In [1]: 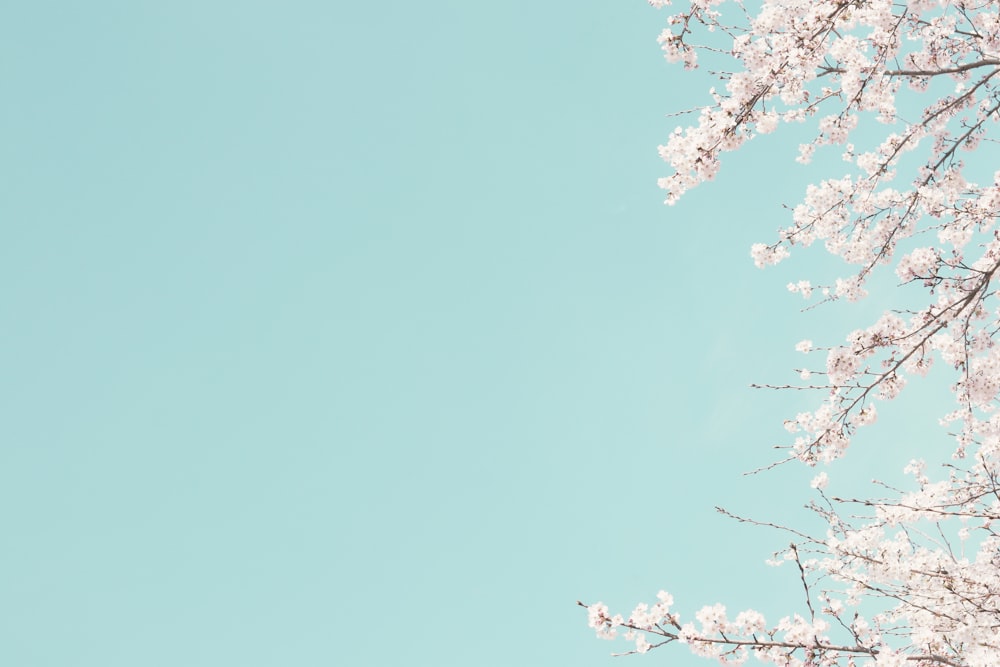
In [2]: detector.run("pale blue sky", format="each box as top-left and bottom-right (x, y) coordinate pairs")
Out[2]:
(0, 3), (952, 666)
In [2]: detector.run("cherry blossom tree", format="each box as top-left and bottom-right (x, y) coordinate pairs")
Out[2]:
(582, 1), (1000, 665)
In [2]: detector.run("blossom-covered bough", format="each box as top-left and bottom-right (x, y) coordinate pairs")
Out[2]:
(583, 1), (1000, 665)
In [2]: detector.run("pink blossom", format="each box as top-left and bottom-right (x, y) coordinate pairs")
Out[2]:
(585, 1), (1000, 664)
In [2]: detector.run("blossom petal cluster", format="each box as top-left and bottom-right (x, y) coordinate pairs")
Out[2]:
(585, 1), (1000, 665)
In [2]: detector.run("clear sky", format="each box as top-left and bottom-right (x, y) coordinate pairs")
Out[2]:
(0, 3), (953, 666)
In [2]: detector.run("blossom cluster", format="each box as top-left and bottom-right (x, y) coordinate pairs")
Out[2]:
(653, 0), (1000, 464)
(585, 1), (1000, 665)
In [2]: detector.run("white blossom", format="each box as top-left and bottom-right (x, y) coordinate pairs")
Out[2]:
(585, 1), (1000, 665)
